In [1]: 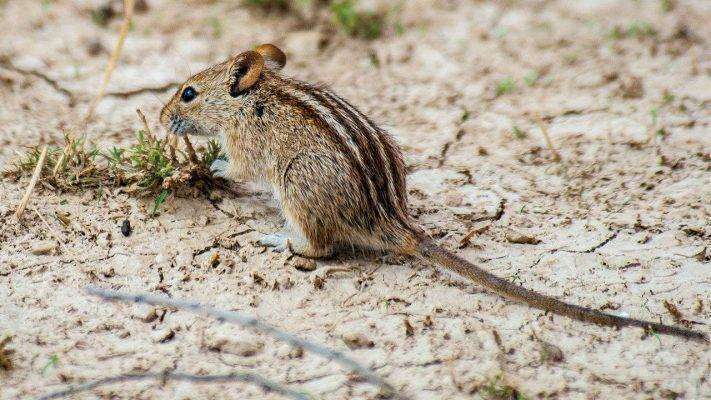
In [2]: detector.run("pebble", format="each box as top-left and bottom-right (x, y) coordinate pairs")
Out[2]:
(151, 328), (175, 343)
(205, 333), (264, 357)
(341, 332), (375, 350)
(505, 230), (541, 245)
(121, 219), (132, 237)
(276, 344), (304, 359)
(31, 241), (56, 255)
(291, 257), (317, 272)
(132, 306), (158, 323)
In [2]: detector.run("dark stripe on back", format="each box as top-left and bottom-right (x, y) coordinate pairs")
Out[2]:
(270, 86), (376, 230)
(355, 106), (408, 211)
(319, 89), (410, 224)
(300, 86), (388, 212)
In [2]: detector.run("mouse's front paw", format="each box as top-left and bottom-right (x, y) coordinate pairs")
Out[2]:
(258, 233), (290, 252)
(209, 159), (231, 179)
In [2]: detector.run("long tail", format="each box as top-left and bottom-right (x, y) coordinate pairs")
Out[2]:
(417, 238), (707, 342)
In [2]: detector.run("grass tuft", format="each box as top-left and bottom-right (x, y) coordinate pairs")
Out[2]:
(331, 0), (386, 40)
(512, 125), (527, 140)
(609, 21), (657, 40)
(242, 0), (290, 12)
(481, 375), (528, 400)
(495, 77), (516, 97)
(4, 132), (225, 203)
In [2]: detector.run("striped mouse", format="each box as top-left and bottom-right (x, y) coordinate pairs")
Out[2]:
(160, 44), (706, 341)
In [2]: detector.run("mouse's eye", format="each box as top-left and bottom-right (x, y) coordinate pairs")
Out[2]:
(181, 86), (197, 103)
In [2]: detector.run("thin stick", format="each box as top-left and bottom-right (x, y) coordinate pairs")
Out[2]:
(15, 146), (48, 220)
(86, 287), (399, 398)
(533, 115), (561, 162)
(83, 0), (136, 126)
(182, 135), (200, 165)
(52, 141), (71, 176)
(136, 108), (155, 143)
(36, 371), (311, 400)
(168, 134), (179, 165)
(32, 206), (63, 247)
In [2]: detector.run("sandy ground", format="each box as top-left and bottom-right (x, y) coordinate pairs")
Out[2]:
(1, 0), (710, 399)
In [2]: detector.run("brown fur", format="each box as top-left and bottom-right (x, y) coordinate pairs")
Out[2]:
(160, 45), (707, 341)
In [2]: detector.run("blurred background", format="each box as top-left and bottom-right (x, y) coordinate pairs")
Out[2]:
(1, 1), (709, 399)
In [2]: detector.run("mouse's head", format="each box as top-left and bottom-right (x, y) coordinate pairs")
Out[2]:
(160, 43), (286, 137)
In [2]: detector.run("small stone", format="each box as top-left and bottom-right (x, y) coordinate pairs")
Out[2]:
(197, 215), (209, 226)
(230, 341), (264, 357)
(151, 328), (175, 343)
(313, 275), (325, 290)
(276, 344), (304, 359)
(292, 257), (317, 272)
(682, 226), (704, 237)
(133, 306), (158, 323)
(209, 252), (220, 268)
(98, 265), (115, 278)
(404, 319), (415, 337)
(121, 219), (132, 237)
(135, 0), (150, 13)
(342, 332), (374, 350)
(620, 75), (644, 98)
(86, 39), (105, 56)
(505, 230), (541, 245)
(31, 241), (56, 255)
(207, 336), (264, 357)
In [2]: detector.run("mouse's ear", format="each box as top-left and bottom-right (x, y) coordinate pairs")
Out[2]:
(228, 50), (265, 97)
(255, 43), (286, 70)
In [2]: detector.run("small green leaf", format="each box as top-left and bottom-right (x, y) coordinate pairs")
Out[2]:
(41, 354), (59, 375)
(152, 190), (169, 216)
(512, 125), (527, 139)
(523, 71), (539, 87)
(495, 77), (516, 96)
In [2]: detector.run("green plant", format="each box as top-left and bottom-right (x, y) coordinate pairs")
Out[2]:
(495, 77), (516, 96)
(523, 71), (539, 87)
(210, 17), (223, 39)
(331, 0), (386, 40)
(152, 189), (169, 216)
(512, 125), (527, 139)
(242, 0), (290, 12)
(609, 21), (657, 40)
(660, 0), (675, 12)
(4, 132), (226, 206)
(481, 375), (528, 400)
(41, 354), (59, 375)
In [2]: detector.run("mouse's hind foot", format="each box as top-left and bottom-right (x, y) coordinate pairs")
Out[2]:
(258, 232), (333, 259)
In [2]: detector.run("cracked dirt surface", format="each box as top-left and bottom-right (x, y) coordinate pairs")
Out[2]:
(1, 1), (710, 399)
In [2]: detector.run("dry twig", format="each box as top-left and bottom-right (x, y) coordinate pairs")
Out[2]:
(183, 135), (201, 165)
(86, 286), (400, 398)
(14, 145), (48, 220)
(136, 108), (154, 143)
(37, 371), (311, 400)
(83, 0), (136, 125)
(533, 114), (561, 162)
